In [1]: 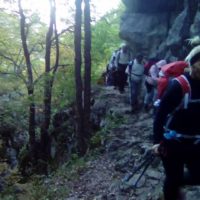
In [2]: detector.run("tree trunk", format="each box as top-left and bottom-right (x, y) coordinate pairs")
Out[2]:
(18, 0), (36, 164)
(74, 0), (87, 155)
(40, 0), (57, 174)
(83, 0), (92, 138)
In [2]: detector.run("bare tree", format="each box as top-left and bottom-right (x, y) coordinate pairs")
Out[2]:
(74, 0), (85, 155)
(40, 0), (60, 174)
(83, 0), (92, 142)
(18, 0), (36, 165)
(74, 0), (91, 155)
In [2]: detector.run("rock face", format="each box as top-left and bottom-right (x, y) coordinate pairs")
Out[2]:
(120, 0), (200, 61)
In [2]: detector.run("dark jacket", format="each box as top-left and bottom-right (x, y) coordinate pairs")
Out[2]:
(153, 73), (200, 144)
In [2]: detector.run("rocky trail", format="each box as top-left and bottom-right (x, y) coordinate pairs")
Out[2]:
(2, 85), (200, 200)
(64, 86), (200, 200)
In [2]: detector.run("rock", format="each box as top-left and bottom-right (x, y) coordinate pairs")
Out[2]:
(120, 0), (200, 60)
(40, 86), (200, 199)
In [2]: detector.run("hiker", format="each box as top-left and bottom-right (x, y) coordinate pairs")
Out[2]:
(115, 45), (132, 93)
(106, 50), (119, 87)
(153, 61), (189, 114)
(108, 49), (118, 71)
(152, 45), (200, 200)
(156, 61), (188, 99)
(148, 60), (167, 95)
(126, 54), (144, 112)
(143, 58), (159, 111)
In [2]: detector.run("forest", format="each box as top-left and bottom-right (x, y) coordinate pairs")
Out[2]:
(2, 0), (200, 199)
(0, 0), (124, 199)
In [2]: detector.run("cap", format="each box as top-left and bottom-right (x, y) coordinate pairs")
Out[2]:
(185, 45), (200, 66)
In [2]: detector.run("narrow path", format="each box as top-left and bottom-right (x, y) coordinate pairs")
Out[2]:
(65, 86), (200, 200)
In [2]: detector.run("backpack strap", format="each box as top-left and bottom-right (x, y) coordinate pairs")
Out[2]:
(164, 75), (191, 130)
(174, 75), (191, 109)
(175, 75), (191, 95)
(116, 51), (121, 66)
(127, 60), (133, 74)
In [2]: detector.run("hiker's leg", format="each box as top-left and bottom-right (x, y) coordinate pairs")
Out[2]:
(113, 70), (118, 88)
(130, 80), (137, 110)
(134, 81), (142, 110)
(124, 71), (128, 86)
(184, 144), (200, 185)
(144, 82), (150, 104)
(161, 141), (184, 200)
(120, 65), (127, 91)
(162, 157), (183, 200)
(144, 82), (153, 111)
(121, 71), (126, 91)
(117, 70), (124, 92)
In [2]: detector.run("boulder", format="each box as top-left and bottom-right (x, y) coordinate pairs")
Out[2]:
(120, 0), (200, 60)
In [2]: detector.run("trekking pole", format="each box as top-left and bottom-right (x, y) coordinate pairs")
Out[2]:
(122, 151), (155, 187)
(133, 154), (155, 188)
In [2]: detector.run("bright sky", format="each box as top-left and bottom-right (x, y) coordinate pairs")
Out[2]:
(27, 0), (121, 18)
(0, 0), (121, 30)
(20, 0), (121, 19)
(91, 0), (121, 16)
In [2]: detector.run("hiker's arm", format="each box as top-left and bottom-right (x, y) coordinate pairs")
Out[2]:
(153, 81), (183, 144)
(115, 51), (120, 68)
(150, 65), (158, 80)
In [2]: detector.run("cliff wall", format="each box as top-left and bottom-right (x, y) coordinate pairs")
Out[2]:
(120, 0), (200, 60)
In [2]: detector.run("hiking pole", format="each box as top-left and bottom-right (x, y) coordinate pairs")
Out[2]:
(122, 151), (155, 187)
(132, 154), (155, 188)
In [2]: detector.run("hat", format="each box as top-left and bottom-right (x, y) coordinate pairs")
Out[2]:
(185, 45), (200, 66)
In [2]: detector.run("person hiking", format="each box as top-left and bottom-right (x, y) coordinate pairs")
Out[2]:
(152, 44), (200, 200)
(153, 61), (189, 109)
(143, 59), (167, 112)
(143, 57), (159, 111)
(106, 49), (119, 87)
(115, 45), (132, 93)
(126, 54), (144, 113)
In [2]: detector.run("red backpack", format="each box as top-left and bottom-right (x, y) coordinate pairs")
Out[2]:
(157, 61), (189, 99)
(174, 75), (191, 109)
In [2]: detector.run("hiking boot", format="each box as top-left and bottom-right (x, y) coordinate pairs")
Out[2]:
(158, 190), (186, 200)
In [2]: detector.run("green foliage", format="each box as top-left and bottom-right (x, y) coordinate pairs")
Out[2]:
(89, 112), (126, 150)
(90, 132), (102, 149)
(18, 145), (29, 163)
(56, 153), (86, 180)
(28, 154), (86, 200)
(29, 177), (69, 200)
(91, 3), (125, 82)
(0, 77), (28, 131)
(52, 66), (76, 110)
(0, 187), (17, 200)
(0, 3), (125, 198)
(101, 112), (126, 134)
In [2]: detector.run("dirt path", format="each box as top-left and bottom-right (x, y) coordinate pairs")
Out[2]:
(64, 86), (163, 200)
(64, 86), (200, 200)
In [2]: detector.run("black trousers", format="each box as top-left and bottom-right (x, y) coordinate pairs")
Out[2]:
(145, 81), (154, 93)
(117, 64), (127, 92)
(161, 139), (200, 200)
